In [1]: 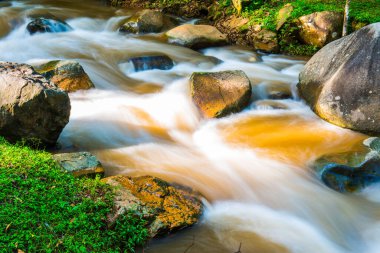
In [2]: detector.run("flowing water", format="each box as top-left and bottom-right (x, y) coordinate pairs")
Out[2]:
(1, 1), (380, 252)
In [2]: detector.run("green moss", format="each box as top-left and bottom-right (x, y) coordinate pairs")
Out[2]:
(0, 137), (148, 252)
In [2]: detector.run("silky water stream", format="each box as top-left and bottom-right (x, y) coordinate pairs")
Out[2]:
(1, 1), (380, 252)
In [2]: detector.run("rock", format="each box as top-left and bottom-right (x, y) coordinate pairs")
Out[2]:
(276, 4), (294, 31)
(32, 60), (94, 93)
(101, 175), (203, 237)
(297, 11), (343, 47)
(190, 70), (252, 118)
(246, 28), (279, 53)
(298, 23), (380, 134)
(26, 18), (72, 35)
(314, 137), (380, 192)
(119, 10), (164, 34)
(0, 62), (70, 146)
(166, 24), (228, 49)
(53, 152), (105, 178)
(215, 15), (250, 46)
(128, 55), (174, 72)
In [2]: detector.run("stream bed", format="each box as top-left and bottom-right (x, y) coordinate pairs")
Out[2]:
(1, 1), (380, 252)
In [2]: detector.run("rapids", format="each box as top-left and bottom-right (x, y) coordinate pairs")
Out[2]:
(1, 1), (379, 252)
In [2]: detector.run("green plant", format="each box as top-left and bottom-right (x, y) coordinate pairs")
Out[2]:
(0, 137), (148, 252)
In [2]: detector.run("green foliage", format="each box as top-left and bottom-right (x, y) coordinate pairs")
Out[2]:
(0, 137), (148, 252)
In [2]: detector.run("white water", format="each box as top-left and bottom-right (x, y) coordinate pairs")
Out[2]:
(1, 1), (379, 252)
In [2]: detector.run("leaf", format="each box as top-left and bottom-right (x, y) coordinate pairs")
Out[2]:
(232, 0), (242, 15)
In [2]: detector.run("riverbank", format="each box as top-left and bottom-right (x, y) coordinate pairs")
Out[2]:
(0, 137), (148, 252)
(109, 0), (380, 55)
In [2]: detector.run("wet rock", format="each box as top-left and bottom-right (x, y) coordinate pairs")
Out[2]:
(297, 11), (343, 47)
(53, 152), (105, 178)
(314, 137), (380, 192)
(190, 70), (252, 118)
(128, 55), (174, 72)
(298, 23), (380, 134)
(119, 10), (164, 34)
(26, 18), (72, 35)
(276, 4), (293, 31)
(102, 175), (203, 237)
(0, 62), (70, 146)
(33, 60), (94, 93)
(166, 24), (228, 49)
(247, 28), (279, 53)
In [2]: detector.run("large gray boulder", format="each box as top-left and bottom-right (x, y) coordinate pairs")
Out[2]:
(298, 23), (380, 134)
(119, 10), (164, 34)
(0, 62), (70, 146)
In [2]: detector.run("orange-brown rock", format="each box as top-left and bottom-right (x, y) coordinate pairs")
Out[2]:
(101, 175), (203, 237)
(33, 60), (94, 92)
(166, 24), (228, 49)
(190, 70), (252, 118)
(297, 11), (343, 47)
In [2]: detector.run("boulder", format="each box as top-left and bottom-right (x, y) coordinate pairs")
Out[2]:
(33, 60), (94, 93)
(298, 23), (380, 134)
(246, 28), (279, 53)
(26, 18), (72, 35)
(101, 175), (203, 237)
(119, 10), (164, 34)
(0, 62), (70, 146)
(127, 55), (174, 72)
(190, 70), (252, 118)
(314, 138), (380, 192)
(297, 11), (343, 47)
(166, 24), (228, 49)
(53, 152), (105, 178)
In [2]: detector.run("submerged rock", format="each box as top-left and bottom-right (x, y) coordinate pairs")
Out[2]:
(314, 137), (380, 192)
(26, 18), (72, 35)
(297, 11), (343, 47)
(166, 24), (228, 49)
(190, 70), (252, 118)
(33, 60), (94, 93)
(53, 152), (105, 178)
(0, 62), (70, 146)
(102, 175), (203, 237)
(298, 23), (380, 134)
(119, 10), (164, 34)
(128, 55), (174, 72)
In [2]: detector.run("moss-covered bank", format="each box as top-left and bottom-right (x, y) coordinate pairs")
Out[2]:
(0, 137), (148, 252)
(110, 0), (380, 55)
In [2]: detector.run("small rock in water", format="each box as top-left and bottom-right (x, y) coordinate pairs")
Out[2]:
(119, 10), (164, 34)
(190, 70), (252, 118)
(314, 137), (380, 192)
(53, 152), (105, 178)
(33, 60), (94, 92)
(128, 55), (174, 72)
(166, 24), (228, 49)
(27, 18), (72, 34)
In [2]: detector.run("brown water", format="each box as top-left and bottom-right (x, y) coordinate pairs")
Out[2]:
(1, 1), (380, 252)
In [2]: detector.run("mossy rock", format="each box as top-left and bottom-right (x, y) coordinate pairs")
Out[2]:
(102, 175), (203, 237)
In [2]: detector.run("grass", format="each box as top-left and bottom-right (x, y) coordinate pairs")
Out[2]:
(0, 137), (148, 252)
(216, 0), (380, 55)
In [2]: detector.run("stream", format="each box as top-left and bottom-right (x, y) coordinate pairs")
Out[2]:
(1, 0), (380, 252)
